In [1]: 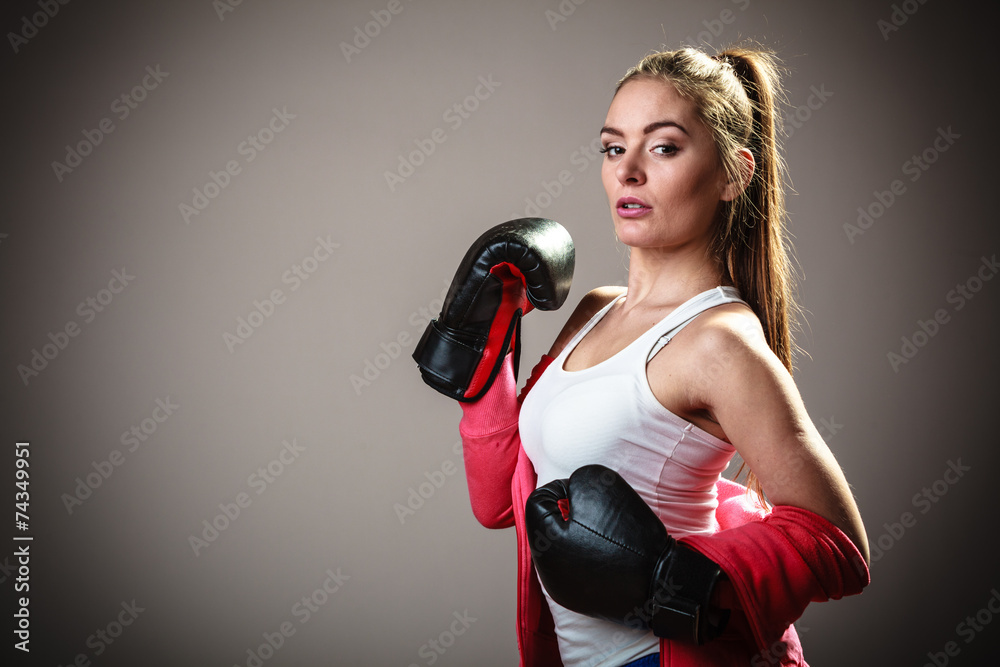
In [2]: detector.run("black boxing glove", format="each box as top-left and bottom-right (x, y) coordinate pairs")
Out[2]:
(412, 218), (574, 402)
(525, 464), (729, 645)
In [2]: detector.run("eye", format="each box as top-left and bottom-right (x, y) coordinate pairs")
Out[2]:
(653, 144), (678, 156)
(599, 145), (624, 157)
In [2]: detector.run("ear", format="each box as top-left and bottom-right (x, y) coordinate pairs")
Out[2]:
(720, 148), (755, 202)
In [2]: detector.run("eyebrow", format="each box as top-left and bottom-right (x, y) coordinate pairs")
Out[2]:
(600, 120), (689, 137)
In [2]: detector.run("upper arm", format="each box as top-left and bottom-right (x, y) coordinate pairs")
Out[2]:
(689, 315), (871, 564)
(547, 286), (626, 358)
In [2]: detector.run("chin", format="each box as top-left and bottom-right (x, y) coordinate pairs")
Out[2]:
(613, 219), (660, 248)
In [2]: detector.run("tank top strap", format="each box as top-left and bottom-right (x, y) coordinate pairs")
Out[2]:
(555, 291), (625, 363)
(645, 286), (747, 363)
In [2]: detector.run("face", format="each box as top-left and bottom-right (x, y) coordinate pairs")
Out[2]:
(600, 77), (734, 252)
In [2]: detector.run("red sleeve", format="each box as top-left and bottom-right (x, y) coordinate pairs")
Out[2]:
(681, 496), (870, 654)
(459, 353), (553, 529)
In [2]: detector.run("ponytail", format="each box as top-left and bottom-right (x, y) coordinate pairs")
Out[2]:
(713, 46), (796, 373)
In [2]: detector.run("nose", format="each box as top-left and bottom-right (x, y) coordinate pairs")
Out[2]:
(616, 150), (645, 185)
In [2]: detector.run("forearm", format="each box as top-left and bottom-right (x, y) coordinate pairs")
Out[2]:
(458, 354), (521, 528)
(680, 503), (870, 651)
(459, 353), (554, 528)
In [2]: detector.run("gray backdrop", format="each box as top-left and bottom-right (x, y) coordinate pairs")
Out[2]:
(3, 0), (998, 665)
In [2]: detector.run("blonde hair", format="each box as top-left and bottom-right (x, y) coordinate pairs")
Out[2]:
(616, 44), (797, 501)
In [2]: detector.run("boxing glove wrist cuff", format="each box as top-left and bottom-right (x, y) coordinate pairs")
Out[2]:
(649, 544), (730, 644)
(414, 319), (488, 393)
(414, 308), (522, 403)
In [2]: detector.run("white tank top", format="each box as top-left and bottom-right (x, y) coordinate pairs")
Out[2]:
(519, 286), (746, 667)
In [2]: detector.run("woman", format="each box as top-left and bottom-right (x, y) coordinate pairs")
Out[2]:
(458, 44), (870, 667)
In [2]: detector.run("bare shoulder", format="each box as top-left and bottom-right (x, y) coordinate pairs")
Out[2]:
(685, 302), (772, 360)
(666, 301), (789, 401)
(546, 286), (627, 358)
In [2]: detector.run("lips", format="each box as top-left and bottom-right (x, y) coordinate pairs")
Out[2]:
(616, 196), (650, 218)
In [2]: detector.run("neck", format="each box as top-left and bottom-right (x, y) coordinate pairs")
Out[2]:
(622, 242), (723, 313)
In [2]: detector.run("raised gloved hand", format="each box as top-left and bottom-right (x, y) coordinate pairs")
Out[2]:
(412, 218), (574, 402)
(525, 464), (729, 644)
